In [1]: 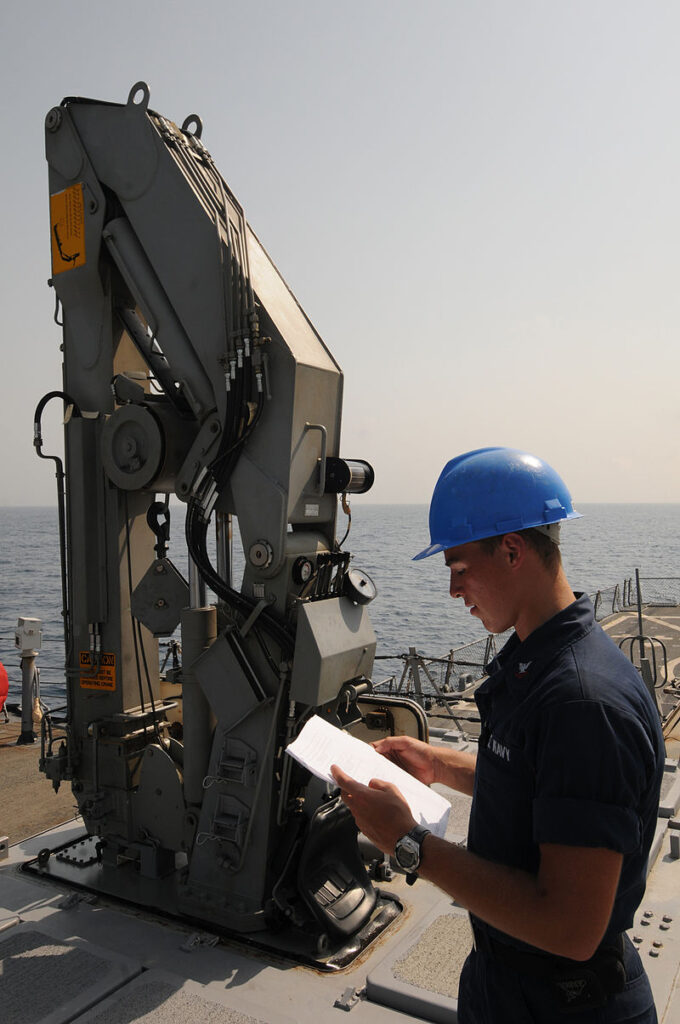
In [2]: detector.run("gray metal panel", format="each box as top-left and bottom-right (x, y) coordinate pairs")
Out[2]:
(132, 745), (185, 850)
(67, 416), (108, 624)
(290, 598), (377, 705)
(193, 631), (263, 730)
(246, 229), (339, 374)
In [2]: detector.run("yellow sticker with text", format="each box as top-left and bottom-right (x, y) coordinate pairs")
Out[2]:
(50, 184), (86, 274)
(79, 651), (116, 691)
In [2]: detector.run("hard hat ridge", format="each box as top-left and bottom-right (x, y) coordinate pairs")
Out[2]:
(413, 446), (582, 560)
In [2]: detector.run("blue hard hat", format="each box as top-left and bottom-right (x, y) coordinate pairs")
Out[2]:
(413, 447), (582, 560)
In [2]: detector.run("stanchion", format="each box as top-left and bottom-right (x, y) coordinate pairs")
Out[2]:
(15, 617), (42, 745)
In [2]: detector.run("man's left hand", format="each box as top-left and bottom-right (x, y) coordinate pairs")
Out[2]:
(331, 764), (416, 853)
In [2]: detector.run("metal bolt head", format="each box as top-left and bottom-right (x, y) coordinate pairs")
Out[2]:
(249, 540), (273, 568)
(652, 941), (663, 948)
(643, 910), (654, 918)
(45, 107), (63, 132)
(663, 915), (673, 923)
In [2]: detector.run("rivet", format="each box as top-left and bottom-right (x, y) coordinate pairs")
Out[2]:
(641, 918), (651, 926)
(660, 924), (670, 931)
(652, 941), (663, 948)
(644, 910), (654, 918)
(649, 949), (659, 958)
(633, 935), (642, 943)
(663, 915), (673, 923)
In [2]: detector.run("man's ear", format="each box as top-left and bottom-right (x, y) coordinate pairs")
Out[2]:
(500, 532), (525, 567)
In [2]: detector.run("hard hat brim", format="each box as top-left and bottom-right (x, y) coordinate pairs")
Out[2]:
(412, 509), (583, 561)
(412, 542), (446, 562)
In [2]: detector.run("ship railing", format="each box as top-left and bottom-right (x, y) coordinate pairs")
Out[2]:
(590, 576), (680, 621)
(373, 631), (513, 715)
(635, 576), (680, 608)
(592, 583), (624, 620)
(590, 578), (642, 620)
(372, 573), (680, 707)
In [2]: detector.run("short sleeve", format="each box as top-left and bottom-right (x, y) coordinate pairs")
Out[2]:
(531, 700), (652, 854)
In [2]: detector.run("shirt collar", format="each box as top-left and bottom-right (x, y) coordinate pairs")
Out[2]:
(483, 593), (594, 693)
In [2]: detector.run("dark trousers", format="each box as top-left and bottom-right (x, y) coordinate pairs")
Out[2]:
(457, 936), (657, 1023)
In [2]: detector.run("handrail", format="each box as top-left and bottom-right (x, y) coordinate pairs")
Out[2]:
(373, 572), (679, 703)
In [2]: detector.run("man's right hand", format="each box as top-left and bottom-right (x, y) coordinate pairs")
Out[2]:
(372, 735), (478, 796)
(371, 735), (439, 786)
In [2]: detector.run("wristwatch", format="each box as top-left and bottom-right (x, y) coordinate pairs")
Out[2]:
(394, 824), (431, 882)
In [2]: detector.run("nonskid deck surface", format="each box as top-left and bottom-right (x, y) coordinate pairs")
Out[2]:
(2, 604), (680, 1022)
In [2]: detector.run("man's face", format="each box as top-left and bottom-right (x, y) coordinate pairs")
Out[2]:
(443, 540), (517, 635)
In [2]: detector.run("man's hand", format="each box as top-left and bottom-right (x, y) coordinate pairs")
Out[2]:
(331, 764), (416, 854)
(370, 735), (439, 786)
(370, 735), (477, 796)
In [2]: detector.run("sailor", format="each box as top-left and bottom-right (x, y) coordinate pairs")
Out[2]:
(332, 447), (664, 1023)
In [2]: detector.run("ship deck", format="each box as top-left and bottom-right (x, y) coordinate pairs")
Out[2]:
(2, 604), (680, 1022)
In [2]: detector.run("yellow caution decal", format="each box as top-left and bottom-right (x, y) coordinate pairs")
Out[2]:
(50, 184), (86, 274)
(79, 651), (116, 691)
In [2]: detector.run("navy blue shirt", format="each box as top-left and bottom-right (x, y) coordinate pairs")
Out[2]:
(469, 594), (664, 949)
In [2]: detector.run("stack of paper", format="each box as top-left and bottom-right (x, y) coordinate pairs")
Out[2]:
(285, 715), (450, 838)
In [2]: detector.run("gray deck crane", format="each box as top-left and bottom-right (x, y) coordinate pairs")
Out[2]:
(37, 82), (423, 965)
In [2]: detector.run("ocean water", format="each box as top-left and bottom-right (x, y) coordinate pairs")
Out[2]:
(0, 503), (678, 705)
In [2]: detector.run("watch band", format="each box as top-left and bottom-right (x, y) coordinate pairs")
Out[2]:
(409, 824), (431, 847)
(409, 824), (431, 880)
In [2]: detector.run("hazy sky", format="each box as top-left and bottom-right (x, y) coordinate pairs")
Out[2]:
(1, 1), (678, 505)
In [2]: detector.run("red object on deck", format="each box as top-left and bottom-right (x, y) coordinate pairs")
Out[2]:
(0, 660), (8, 714)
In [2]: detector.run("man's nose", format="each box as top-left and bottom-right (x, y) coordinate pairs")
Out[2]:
(449, 572), (463, 599)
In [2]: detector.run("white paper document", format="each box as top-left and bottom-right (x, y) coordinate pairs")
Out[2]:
(285, 715), (450, 838)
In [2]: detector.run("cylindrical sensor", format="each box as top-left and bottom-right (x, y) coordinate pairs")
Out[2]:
(324, 457), (375, 494)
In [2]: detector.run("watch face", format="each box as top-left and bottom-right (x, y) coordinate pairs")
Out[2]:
(395, 835), (419, 871)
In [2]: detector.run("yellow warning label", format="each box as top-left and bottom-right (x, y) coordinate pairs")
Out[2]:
(79, 651), (116, 691)
(50, 184), (86, 274)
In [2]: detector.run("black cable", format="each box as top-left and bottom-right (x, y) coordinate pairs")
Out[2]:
(136, 617), (163, 744)
(33, 391), (81, 662)
(184, 488), (294, 655)
(123, 494), (149, 736)
(211, 391), (265, 485)
(337, 494), (352, 549)
(252, 625), (281, 678)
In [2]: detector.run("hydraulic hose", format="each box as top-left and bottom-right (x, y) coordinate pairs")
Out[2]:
(33, 391), (81, 657)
